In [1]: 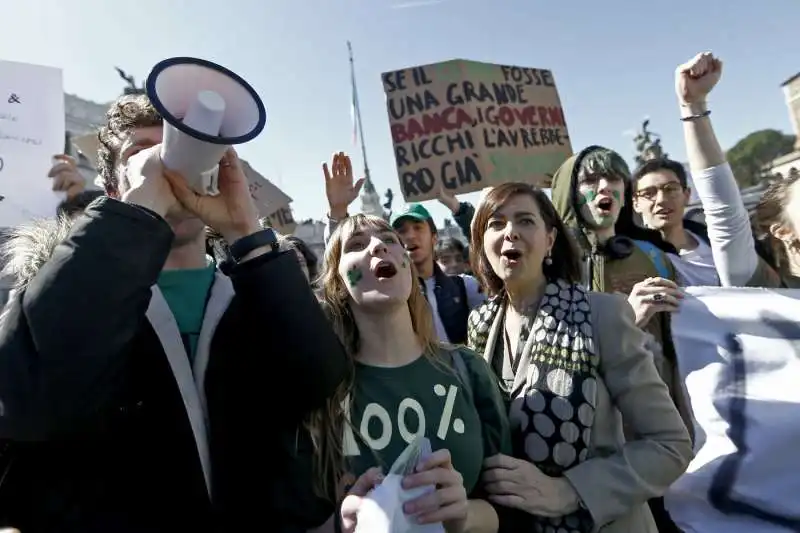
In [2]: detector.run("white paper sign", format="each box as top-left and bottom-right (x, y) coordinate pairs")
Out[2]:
(0, 60), (65, 227)
(666, 287), (800, 533)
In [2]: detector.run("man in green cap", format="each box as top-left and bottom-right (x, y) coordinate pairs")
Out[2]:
(388, 203), (484, 344)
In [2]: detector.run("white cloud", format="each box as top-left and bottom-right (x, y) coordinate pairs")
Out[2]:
(391, 0), (447, 9)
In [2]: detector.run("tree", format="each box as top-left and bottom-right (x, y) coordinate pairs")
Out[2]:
(727, 129), (796, 188)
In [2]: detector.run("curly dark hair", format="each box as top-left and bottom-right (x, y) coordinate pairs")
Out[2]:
(97, 94), (162, 195)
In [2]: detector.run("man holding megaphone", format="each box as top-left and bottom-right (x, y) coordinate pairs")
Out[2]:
(0, 59), (347, 533)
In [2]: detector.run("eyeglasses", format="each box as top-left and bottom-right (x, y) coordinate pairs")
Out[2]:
(635, 182), (683, 201)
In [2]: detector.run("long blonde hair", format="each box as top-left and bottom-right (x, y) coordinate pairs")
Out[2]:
(306, 214), (439, 499)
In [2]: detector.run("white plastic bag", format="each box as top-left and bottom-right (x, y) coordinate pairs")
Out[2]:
(354, 437), (446, 533)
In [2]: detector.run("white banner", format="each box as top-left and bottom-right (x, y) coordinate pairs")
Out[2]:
(0, 60), (65, 226)
(666, 287), (800, 533)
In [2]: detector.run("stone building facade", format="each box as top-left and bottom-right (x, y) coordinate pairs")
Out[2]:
(762, 73), (800, 180)
(64, 93), (109, 187)
(783, 73), (800, 151)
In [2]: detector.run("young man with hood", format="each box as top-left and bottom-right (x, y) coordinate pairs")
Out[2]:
(550, 146), (692, 533)
(0, 94), (348, 532)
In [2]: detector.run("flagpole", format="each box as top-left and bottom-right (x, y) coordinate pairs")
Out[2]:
(347, 41), (371, 184)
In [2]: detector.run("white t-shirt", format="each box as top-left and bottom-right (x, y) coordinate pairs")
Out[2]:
(424, 274), (484, 343)
(669, 230), (720, 287)
(689, 163), (760, 287)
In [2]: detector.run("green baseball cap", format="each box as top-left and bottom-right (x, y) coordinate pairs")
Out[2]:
(390, 203), (433, 228)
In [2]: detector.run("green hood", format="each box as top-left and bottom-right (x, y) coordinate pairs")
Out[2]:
(549, 145), (676, 292)
(550, 145), (609, 247)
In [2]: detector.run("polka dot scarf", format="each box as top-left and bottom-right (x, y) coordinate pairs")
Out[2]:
(468, 279), (598, 532)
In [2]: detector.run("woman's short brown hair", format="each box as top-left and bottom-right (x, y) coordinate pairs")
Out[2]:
(469, 182), (582, 297)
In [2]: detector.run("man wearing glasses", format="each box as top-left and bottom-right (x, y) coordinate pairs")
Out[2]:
(632, 159), (721, 286)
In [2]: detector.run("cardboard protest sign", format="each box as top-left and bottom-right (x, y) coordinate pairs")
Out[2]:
(0, 60), (66, 226)
(382, 60), (572, 202)
(263, 205), (296, 235)
(240, 160), (296, 234)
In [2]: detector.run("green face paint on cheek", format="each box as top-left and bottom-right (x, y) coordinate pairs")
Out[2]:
(612, 190), (621, 202)
(578, 190), (597, 206)
(346, 267), (363, 287)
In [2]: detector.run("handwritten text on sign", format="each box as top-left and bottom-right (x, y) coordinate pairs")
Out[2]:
(0, 60), (65, 226)
(264, 205), (296, 235)
(239, 159), (296, 234)
(667, 287), (800, 531)
(382, 60), (572, 202)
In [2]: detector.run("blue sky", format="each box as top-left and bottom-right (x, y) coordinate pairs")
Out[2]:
(2, 0), (798, 224)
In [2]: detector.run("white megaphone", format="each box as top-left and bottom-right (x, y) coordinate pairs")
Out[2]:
(145, 57), (267, 195)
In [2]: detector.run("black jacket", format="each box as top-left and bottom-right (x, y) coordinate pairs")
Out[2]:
(425, 263), (470, 345)
(0, 198), (347, 533)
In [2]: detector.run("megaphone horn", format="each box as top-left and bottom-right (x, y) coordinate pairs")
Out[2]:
(145, 57), (267, 195)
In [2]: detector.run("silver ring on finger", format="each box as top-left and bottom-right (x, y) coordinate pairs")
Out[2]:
(652, 292), (664, 302)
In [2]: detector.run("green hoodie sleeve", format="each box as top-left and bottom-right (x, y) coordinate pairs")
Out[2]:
(549, 152), (583, 235)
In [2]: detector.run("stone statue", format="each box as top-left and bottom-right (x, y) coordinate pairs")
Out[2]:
(115, 67), (145, 95)
(633, 119), (667, 167)
(383, 188), (394, 213)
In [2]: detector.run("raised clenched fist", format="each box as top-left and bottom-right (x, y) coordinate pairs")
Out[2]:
(675, 52), (723, 106)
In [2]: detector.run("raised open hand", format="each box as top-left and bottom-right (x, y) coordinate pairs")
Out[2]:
(323, 152), (364, 219)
